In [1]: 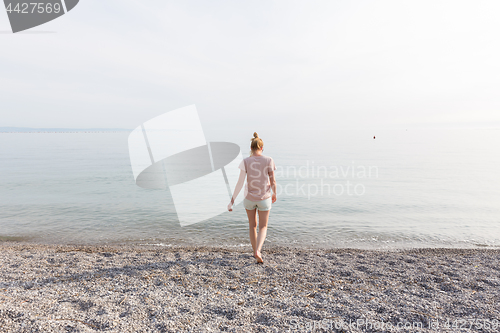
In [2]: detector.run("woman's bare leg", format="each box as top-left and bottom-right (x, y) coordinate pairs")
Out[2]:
(255, 210), (270, 263)
(246, 209), (257, 255)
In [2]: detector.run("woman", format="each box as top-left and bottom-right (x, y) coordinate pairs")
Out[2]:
(228, 132), (277, 263)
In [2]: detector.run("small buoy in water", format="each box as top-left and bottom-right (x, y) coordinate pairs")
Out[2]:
(373, 135), (376, 139)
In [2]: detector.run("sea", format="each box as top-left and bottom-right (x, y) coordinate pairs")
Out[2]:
(1, 128), (499, 249)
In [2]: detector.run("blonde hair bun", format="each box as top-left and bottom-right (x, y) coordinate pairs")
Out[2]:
(249, 131), (264, 155)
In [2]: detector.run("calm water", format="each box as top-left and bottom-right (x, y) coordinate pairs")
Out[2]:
(1, 129), (499, 249)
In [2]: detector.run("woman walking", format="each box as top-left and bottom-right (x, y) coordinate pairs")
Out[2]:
(228, 132), (277, 263)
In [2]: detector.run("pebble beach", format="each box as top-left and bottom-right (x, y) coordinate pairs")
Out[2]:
(1, 243), (499, 332)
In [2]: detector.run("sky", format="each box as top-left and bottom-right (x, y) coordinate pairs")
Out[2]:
(1, 0), (500, 130)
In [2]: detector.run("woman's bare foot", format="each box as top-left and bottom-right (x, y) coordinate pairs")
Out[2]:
(254, 251), (263, 263)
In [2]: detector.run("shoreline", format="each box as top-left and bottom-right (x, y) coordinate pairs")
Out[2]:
(1, 243), (499, 332)
(2, 238), (499, 251)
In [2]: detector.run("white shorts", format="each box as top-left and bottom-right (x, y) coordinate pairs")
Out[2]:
(243, 197), (272, 211)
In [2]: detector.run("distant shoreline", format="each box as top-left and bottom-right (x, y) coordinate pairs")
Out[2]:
(2, 127), (500, 133)
(0, 127), (132, 133)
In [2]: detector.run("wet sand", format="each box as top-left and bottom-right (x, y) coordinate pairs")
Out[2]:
(0, 243), (499, 332)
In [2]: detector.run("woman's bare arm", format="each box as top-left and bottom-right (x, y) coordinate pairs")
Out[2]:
(269, 170), (277, 203)
(228, 169), (246, 211)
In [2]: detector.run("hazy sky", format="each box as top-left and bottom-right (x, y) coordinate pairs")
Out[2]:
(1, 0), (499, 130)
